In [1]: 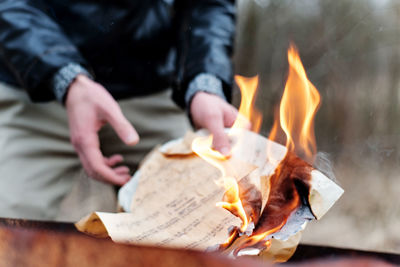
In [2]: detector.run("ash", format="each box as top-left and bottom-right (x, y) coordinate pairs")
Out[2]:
(270, 205), (315, 241)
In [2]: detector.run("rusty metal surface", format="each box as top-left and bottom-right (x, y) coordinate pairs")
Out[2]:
(0, 217), (75, 232)
(0, 218), (269, 267)
(0, 218), (398, 267)
(291, 244), (400, 264)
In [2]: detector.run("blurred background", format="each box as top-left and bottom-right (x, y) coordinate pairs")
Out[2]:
(233, 0), (400, 253)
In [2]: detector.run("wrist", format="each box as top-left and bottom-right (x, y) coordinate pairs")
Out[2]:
(51, 63), (93, 104)
(65, 74), (94, 108)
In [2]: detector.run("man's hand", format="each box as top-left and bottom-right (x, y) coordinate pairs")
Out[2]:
(190, 92), (238, 156)
(65, 75), (139, 185)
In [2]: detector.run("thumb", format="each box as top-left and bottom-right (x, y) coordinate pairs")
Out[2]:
(205, 114), (231, 156)
(104, 106), (139, 145)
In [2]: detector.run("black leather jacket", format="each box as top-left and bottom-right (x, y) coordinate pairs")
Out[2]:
(0, 0), (235, 106)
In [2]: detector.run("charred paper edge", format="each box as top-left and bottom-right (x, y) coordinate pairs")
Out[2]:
(158, 137), (184, 154)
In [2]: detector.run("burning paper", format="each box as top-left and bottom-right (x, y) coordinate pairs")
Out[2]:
(76, 44), (344, 262)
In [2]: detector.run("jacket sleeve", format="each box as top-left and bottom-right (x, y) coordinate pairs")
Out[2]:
(0, 0), (88, 102)
(173, 0), (236, 108)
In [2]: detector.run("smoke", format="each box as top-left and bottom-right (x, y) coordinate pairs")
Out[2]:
(314, 151), (336, 182)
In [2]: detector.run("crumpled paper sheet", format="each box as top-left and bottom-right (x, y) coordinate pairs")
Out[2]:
(76, 129), (343, 262)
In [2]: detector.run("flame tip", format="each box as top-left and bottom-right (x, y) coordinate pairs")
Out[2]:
(273, 43), (321, 163)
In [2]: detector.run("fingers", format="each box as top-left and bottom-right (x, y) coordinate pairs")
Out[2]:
(103, 104), (140, 146)
(113, 166), (130, 176)
(81, 147), (131, 185)
(105, 154), (124, 166)
(223, 105), (238, 127)
(105, 155), (130, 176)
(190, 92), (240, 157)
(73, 133), (131, 185)
(203, 113), (231, 157)
(209, 104), (238, 156)
(95, 105), (137, 183)
(223, 104), (252, 130)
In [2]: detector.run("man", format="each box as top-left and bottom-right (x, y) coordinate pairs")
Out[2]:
(0, 0), (238, 221)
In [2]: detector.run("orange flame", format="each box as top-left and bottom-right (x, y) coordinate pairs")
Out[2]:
(236, 220), (286, 251)
(216, 177), (249, 232)
(191, 75), (262, 234)
(239, 44), (321, 252)
(194, 44), (321, 254)
(233, 75), (262, 132)
(270, 44), (321, 163)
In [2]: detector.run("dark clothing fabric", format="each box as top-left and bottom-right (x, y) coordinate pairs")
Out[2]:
(0, 0), (235, 106)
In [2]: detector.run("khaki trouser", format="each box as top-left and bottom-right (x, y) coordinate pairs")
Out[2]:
(0, 83), (190, 222)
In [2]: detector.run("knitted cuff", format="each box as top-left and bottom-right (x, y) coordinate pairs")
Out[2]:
(184, 73), (226, 107)
(51, 63), (92, 103)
